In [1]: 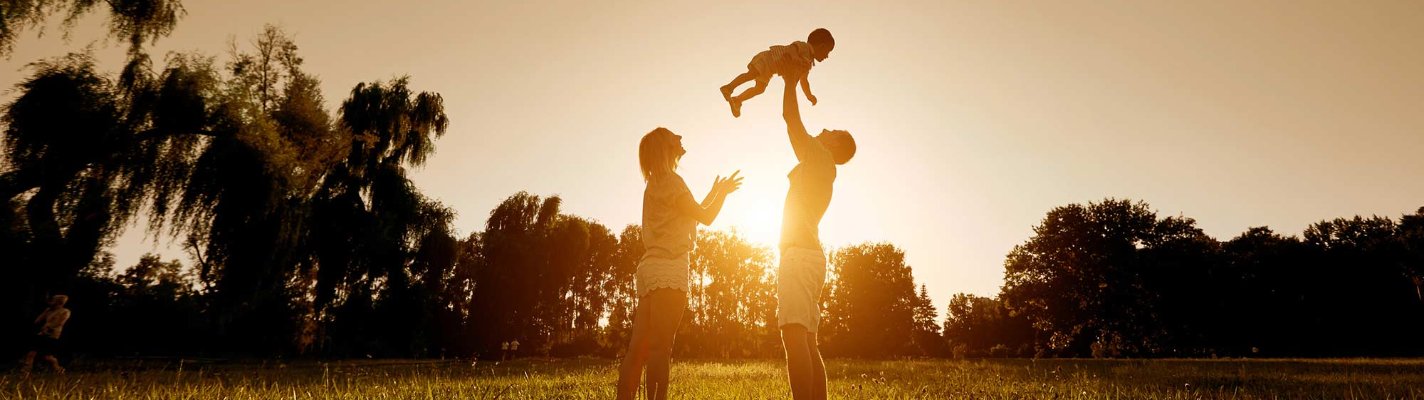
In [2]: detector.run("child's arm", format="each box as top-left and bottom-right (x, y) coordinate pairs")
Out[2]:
(800, 75), (816, 105)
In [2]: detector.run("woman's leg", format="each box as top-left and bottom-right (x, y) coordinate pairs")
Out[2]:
(616, 296), (655, 400)
(643, 289), (686, 400)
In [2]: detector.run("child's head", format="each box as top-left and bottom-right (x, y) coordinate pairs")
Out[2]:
(816, 129), (856, 165)
(808, 28), (834, 62)
(639, 127), (686, 181)
(50, 295), (68, 307)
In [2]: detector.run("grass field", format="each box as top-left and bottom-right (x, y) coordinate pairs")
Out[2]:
(5, 358), (1424, 399)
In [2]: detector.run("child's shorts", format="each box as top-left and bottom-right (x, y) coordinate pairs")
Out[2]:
(777, 246), (827, 333)
(747, 50), (780, 81)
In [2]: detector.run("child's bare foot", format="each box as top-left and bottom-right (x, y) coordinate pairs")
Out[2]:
(729, 98), (742, 118)
(720, 85), (734, 102)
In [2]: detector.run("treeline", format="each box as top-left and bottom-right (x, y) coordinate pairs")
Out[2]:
(8, 2), (1422, 361)
(23, 189), (946, 359)
(943, 199), (1424, 358)
(0, 4), (947, 360)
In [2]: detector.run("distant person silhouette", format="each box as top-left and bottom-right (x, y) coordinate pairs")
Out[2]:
(21, 295), (71, 376)
(773, 71), (855, 400)
(721, 28), (834, 118)
(617, 127), (742, 400)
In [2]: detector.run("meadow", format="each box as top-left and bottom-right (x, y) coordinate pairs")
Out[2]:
(5, 358), (1424, 399)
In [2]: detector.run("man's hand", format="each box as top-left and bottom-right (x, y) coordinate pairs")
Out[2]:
(807, 94), (818, 105)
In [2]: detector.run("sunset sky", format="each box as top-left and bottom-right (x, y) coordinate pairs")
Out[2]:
(4, 0), (1422, 309)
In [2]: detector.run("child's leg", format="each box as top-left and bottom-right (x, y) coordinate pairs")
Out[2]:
(732, 75), (770, 103)
(721, 71), (756, 101)
(728, 76), (771, 118)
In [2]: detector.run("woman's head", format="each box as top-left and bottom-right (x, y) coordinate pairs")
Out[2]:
(639, 127), (686, 181)
(817, 129), (856, 165)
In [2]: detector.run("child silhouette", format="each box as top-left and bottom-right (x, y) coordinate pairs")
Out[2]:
(720, 28), (834, 118)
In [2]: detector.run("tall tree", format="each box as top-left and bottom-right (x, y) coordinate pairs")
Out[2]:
(681, 230), (776, 358)
(910, 284), (944, 356)
(821, 243), (919, 357)
(306, 73), (449, 356)
(1001, 199), (1163, 357)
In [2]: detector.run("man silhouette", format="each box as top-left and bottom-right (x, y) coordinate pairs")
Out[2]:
(22, 295), (71, 376)
(773, 72), (856, 400)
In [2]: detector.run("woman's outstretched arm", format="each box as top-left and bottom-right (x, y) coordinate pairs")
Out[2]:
(676, 171), (743, 225)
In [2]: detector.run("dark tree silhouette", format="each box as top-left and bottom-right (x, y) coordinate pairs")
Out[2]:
(820, 243), (919, 357)
(985, 199), (1424, 358)
(0, 0), (185, 56)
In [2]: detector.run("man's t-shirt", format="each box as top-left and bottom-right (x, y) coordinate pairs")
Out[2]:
(780, 139), (836, 251)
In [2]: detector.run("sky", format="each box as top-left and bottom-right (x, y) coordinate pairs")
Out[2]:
(3, 0), (1423, 311)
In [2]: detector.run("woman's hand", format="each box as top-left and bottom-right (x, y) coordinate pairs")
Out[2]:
(713, 170), (744, 196)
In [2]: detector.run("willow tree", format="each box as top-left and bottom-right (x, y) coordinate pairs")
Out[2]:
(1, 52), (219, 294)
(162, 26), (347, 351)
(1, 0), (187, 320)
(0, 0), (185, 57)
(303, 76), (450, 356)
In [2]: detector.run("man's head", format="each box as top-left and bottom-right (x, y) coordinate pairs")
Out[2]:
(816, 129), (856, 165)
(808, 28), (834, 62)
(49, 295), (68, 308)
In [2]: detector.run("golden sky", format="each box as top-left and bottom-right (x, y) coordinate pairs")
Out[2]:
(4, 0), (1423, 307)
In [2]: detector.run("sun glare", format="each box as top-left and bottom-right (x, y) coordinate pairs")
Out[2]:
(721, 186), (784, 250)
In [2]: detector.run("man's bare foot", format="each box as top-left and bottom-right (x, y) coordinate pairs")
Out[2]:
(720, 85), (734, 102)
(729, 98), (742, 118)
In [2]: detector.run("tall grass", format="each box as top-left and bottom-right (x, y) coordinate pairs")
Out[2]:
(5, 358), (1424, 399)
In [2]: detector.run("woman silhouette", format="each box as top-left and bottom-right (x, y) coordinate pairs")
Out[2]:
(616, 128), (741, 400)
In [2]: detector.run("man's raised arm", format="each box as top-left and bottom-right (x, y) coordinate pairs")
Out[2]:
(781, 74), (816, 162)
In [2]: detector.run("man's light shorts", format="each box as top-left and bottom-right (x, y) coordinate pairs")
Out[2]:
(777, 247), (827, 333)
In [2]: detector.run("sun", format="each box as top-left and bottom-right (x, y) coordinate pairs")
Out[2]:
(720, 187), (783, 250)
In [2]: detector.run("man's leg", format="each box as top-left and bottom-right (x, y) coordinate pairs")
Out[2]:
(807, 333), (827, 400)
(41, 355), (63, 374)
(781, 324), (812, 399)
(21, 350), (36, 376)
